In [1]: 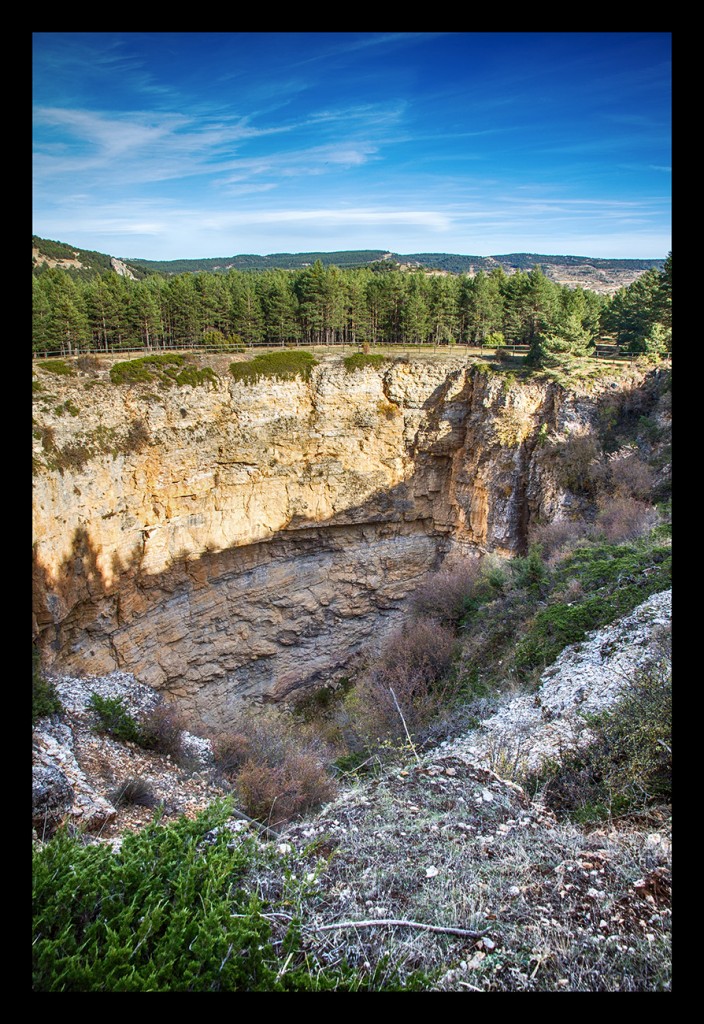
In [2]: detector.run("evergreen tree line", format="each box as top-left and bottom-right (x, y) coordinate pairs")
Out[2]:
(32, 254), (671, 360)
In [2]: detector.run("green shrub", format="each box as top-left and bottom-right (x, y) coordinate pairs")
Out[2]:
(472, 361), (492, 376)
(87, 693), (143, 744)
(38, 360), (74, 376)
(33, 801), (426, 991)
(53, 400), (80, 417)
(175, 365), (218, 388)
(32, 648), (61, 724)
(515, 542), (671, 672)
(109, 354), (185, 385)
(342, 353), (386, 373)
(230, 350), (318, 384)
(510, 544), (549, 596)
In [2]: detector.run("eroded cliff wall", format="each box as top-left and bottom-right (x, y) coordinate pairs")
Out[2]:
(32, 355), (644, 727)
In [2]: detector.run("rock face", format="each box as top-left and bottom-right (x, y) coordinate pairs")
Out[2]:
(32, 355), (650, 728)
(32, 719), (116, 835)
(110, 257), (137, 279)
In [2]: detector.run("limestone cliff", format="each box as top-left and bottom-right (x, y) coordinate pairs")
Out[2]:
(32, 354), (650, 727)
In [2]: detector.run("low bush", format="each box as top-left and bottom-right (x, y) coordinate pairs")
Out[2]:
(32, 648), (61, 724)
(514, 541), (671, 673)
(235, 750), (337, 825)
(87, 693), (143, 745)
(212, 710), (337, 826)
(229, 350), (318, 384)
(528, 518), (593, 562)
(108, 777), (158, 809)
(87, 693), (192, 763)
(109, 354), (185, 385)
(33, 801), (418, 991)
(550, 434), (606, 495)
(608, 451), (656, 500)
(38, 359), (73, 376)
(122, 418), (150, 453)
(343, 353), (386, 373)
(596, 494), (658, 544)
(174, 364), (218, 388)
(409, 560), (483, 626)
(137, 702), (185, 758)
(74, 355), (104, 374)
(495, 346), (515, 363)
(350, 617), (458, 744)
(509, 544), (550, 596)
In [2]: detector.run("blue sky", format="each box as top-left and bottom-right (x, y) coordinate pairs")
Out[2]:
(32, 32), (671, 261)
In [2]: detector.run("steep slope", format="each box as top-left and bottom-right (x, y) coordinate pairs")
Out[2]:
(33, 353), (653, 728)
(33, 585), (671, 990)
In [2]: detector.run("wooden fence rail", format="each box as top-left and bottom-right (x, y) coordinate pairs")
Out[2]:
(31, 340), (669, 363)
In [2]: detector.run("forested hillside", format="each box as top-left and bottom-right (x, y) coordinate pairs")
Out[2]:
(32, 237), (147, 280)
(32, 249), (672, 363)
(115, 249), (664, 277)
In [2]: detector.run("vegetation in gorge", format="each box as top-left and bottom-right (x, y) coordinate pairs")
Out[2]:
(32, 646), (61, 724)
(524, 655), (671, 823)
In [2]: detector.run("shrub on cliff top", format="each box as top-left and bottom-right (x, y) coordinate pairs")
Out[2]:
(38, 359), (74, 376)
(343, 353), (386, 373)
(229, 350), (318, 384)
(109, 354), (185, 385)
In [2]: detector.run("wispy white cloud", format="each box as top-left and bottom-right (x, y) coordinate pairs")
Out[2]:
(32, 33), (671, 261)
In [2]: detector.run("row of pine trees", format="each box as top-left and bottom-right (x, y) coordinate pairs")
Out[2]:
(32, 255), (671, 360)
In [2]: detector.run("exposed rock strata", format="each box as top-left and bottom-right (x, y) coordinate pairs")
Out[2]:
(32, 356), (650, 726)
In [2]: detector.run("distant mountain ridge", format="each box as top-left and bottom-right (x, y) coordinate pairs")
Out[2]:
(123, 248), (664, 276)
(32, 236), (665, 294)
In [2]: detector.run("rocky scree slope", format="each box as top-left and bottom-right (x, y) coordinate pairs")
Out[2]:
(32, 587), (671, 991)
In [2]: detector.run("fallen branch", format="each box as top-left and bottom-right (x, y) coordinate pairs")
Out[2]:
(307, 918), (489, 939)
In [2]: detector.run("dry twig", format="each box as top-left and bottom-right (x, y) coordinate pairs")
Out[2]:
(307, 918), (489, 939)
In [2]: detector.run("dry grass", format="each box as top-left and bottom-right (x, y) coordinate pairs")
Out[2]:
(270, 751), (671, 991)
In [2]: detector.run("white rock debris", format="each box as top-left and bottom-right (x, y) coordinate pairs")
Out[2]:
(440, 589), (671, 773)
